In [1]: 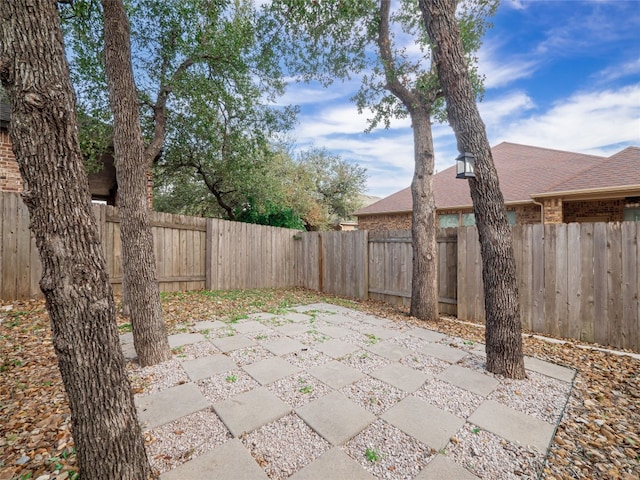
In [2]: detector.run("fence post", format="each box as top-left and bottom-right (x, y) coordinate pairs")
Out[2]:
(205, 218), (212, 291)
(317, 232), (323, 293)
(361, 230), (369, 300)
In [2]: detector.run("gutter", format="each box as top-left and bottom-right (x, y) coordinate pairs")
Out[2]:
(531, 184), (640, 200)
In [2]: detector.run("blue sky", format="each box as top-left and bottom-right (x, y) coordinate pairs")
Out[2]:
(274, 0), (640, 199)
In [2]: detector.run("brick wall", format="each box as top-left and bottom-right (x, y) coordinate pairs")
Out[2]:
(542, 198), (563, 224)
(0, 130), (23, 192)
(357, 212), (412, 231)
(1, 129), (155, 208)
(563, 199), (625, 223)
(359, 204), (545, 230)
(516, 204), (542, 224)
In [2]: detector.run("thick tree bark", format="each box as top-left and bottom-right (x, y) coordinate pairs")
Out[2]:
(102, 0), (171, 366)
(410, 109), (439, 321)
(0, 1), (151, 477)
(378, 0), (439, 321)
(418, 0), (525, 378)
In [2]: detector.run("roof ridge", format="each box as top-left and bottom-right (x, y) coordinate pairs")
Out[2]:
(498, 141), (606, 160)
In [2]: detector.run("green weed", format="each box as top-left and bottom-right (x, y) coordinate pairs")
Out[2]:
(364, 448), (382, 463)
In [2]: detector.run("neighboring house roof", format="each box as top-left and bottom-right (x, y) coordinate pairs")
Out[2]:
(356, 142), (638, 216)
(532, 146), (640, 198)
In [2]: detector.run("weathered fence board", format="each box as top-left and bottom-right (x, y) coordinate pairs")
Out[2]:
(2, 191), (638, 351)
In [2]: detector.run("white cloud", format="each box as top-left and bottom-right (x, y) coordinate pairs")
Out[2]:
(478, 39), (539, 89)
(490, 85), (640, 153)
(478, 91), (536, 127)
(596, 58), (640, 83)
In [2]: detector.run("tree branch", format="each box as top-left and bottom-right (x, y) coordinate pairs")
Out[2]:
(377, 0), (417, 110)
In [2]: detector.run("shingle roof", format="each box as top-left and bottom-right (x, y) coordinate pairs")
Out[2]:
(538, 146), (640, 195)
(355, 142), (638, 216)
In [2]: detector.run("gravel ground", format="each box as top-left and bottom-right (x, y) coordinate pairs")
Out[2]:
(340, 376), (408, 416)
(344, 419), (435, 479)
(414, 378), (485, 418)
(133, 304), (578, 478)
(2, 290), (638, 480)
(145, 408), (231, 473)
(242, 414), (331, 479)
(447, 423), (544, 480)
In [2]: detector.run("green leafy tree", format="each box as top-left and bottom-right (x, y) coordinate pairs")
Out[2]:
(155, 145), (366, 231)
(296, 148), (367, 228)
(61, 0), (295, 344)
(419, 0), (525, 378)
(269, 0), (495, 320)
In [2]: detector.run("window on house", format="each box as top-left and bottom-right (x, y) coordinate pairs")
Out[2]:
(507, 211), (517, 225)
(438, 214), (459, 228)
(624, 207), (640, 222)
(462, 213), (476, 226)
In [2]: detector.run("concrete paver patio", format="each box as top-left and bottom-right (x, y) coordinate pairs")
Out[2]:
(126, 303), (575, 479)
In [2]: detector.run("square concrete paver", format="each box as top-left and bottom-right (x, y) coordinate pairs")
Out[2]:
(524, 356), (576, 382)
(297, 391), (375, 445)
(213, 387), (291, 437)
(168, 333), (207, 349)
(469, 400), (556, 452)
(192, 320), (227, 331)
(211, 334), (255, 353)
(243, 356), (301, 385)
(415, 454), (479, 479)
(359, 326), (400, 340)
(264, 337), (306, 356)
(370, 363), (429, 393)
(382, 396), (465, 450)
(315, 339), (360, 359)
(437, 364), (499, 397)
(284, 312), (313, 323)
(233, 320), (270, 334)
(160, 439), (268, 480)
(365, 341), (412, 361)
(419, 343), (468, 363)
(316, 325), (352, 339)
(407, 328), (448, 343)
(290, 447), (375, 480)
(182, 354), (238, 382)
(136, 383), (209, 430)
(309, 360), (365, 389)
(321, 314), (350, 325)
(275, 323), (311, 336)
(360, 315), (391, 327)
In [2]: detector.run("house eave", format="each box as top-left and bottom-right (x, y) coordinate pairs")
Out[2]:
(531, 185), (640, 201)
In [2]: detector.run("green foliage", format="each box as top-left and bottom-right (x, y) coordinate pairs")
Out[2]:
(61, 0), (296, 183)
(269, 0), (497, 129)
(236, 199), (305, 230)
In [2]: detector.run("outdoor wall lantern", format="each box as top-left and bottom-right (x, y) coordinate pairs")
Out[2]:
(456, 152), (476, 179)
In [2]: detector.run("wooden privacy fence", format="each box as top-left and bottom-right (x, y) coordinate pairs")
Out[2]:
(295, 229), (458, 314)
(0, 192), (299, 299)
(458, 222), (640, 352)
(2, 192), (638, 351)
(299, 223), (639, 352)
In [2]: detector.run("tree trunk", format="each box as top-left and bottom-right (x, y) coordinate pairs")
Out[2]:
(418, 0), (525, 378)
(410, 108), (439, 321)
(101, 0), (171, 366)
(378, 0), (439, 321)
(0, 1), (151, 477)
